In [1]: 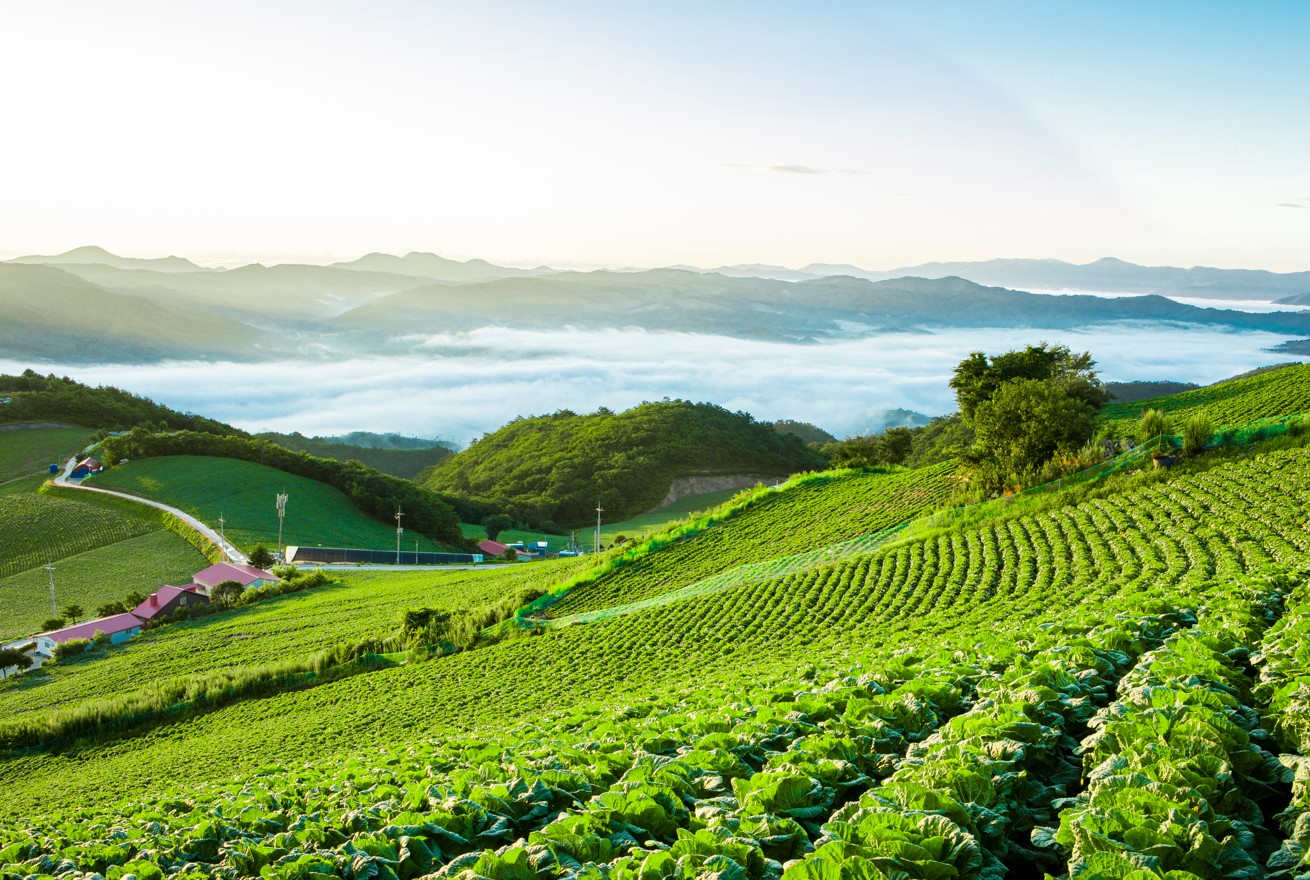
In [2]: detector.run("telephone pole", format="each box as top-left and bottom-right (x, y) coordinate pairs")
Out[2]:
(595, 503), (603, 554)
(276, 493), (289, 561)
(46, 561), (57, 617)
(219, 513), (227, 562)
(395, 506), (404, 565)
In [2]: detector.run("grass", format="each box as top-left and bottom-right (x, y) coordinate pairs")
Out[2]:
(91, 456), (448, 553)
(0, 531), (208, 642)
(0, 426), (92, 485)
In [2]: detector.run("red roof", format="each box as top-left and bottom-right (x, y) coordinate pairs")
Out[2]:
(75, 457), (102, 470)
(193, 562), (277, 587)
(132, 584), (207, 620)
(479, 540), (510, 556)
(43, 613), (143, 644)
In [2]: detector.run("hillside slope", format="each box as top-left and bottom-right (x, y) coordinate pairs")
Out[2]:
(2, 438), (1308, 858)
(424, 400), (826, 527)
(1100, 360), (1310, 426)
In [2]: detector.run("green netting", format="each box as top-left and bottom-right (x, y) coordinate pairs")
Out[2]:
(519, 412), (1306, 631)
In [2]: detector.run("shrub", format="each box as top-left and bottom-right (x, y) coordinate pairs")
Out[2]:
(40, 617), (66, 632)
(53, 638), (92, 660)
(1182, 411), (1213, 457)
(1138, 408), (1170, 443)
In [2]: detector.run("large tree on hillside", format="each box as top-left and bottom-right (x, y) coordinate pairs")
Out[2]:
(952, 343), (1107, 490)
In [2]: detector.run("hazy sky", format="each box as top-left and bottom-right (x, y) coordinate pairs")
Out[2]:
(3, 1), (1307, 270)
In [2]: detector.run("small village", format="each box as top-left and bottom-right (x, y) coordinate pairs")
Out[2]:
(0, 560), (278, 676)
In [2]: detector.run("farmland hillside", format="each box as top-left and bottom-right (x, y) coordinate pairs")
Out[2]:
(97, 431), (474, 547)
(0, 428), (210, 640)
(89, 456), (457, 553)
(2, 430), (1310, 879)
(1100, 360), (1310, 426)
(424, 400), (826, 528)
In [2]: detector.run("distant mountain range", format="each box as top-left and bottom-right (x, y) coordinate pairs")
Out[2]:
(687, 256), (1310, 301)
(4, 247), (1310, 363)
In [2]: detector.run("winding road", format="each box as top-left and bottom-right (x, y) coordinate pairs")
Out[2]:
(54, 456), (250, 565)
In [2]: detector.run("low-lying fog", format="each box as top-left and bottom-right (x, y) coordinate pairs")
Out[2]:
(5, 323), (1305, 445)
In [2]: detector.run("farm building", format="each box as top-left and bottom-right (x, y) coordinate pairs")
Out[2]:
(284, 546), (480, 565)
(132, 584), (209, 621)
(479, 540), (535, 561)
(36, 613), (144, 651)
(70, 457), (103, 478)
(192, 562), (278, 592)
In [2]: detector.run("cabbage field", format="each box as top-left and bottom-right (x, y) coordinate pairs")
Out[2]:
(3, 373), (1310, 880)
(1100, 360), (1310, 427)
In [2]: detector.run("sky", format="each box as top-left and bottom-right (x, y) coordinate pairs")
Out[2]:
(1, 1), (1307, 270)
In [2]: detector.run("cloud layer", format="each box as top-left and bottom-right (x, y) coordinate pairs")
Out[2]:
(5, 324), (1304, 446)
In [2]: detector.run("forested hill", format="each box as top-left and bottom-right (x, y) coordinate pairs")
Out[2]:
(0, 371), (239, 435)
(256, 431), (453, 480)
(423, 401), (827, 528)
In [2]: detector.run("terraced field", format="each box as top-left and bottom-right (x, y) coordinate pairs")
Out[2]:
(1101, 359), (1310, 426)
(92, 456), (449, 553)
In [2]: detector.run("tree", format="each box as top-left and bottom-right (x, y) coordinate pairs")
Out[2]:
(248, 544), (276, 569)
(970, 379), (1097, 479)
(952, 344), (1106, 492)
(97, 600), (127, 617)
(0, 648), (33, 678)
(483, 514), (514, 542)
(61, 604), (84, 623)
(124, 590), (147, 609)
(41, 617), (65, 632)
(211, 579), (245, 607)
(880, 426), (914, 465)
(950, 343), (1107, 421)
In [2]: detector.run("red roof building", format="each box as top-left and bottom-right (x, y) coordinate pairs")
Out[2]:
(479, 540), (510, 557)
(38, 613), (144, 646)
(132, 584), (209, 621)
(191, 562), (278, 591)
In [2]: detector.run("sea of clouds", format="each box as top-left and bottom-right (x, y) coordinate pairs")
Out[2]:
(4, 321), (1305, 447)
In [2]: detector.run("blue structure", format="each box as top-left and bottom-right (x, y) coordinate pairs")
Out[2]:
(48, 463), (59, 474)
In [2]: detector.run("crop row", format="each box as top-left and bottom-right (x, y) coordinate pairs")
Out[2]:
(0, 580), (1204, 880)
(1038, 576), (1292, 875)
(549, 463), (957, 617)
(0, 492), (162, 580)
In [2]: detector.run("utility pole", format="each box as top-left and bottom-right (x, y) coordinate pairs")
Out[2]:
(395, 506), (404, 565)
(595, 503), (603, 555)
(46, 561), (57, 617)
(276, 493), (289, 561)
(219, 513), (227, 562)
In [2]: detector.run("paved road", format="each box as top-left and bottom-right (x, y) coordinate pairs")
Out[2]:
(54, 456), (250, 565)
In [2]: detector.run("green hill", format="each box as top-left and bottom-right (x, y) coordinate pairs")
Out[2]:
(1100, 360), (1310, 427)
(0, 372), (238, 435)
(424, 400), (826, 528)
(89, 456), (454, 554)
